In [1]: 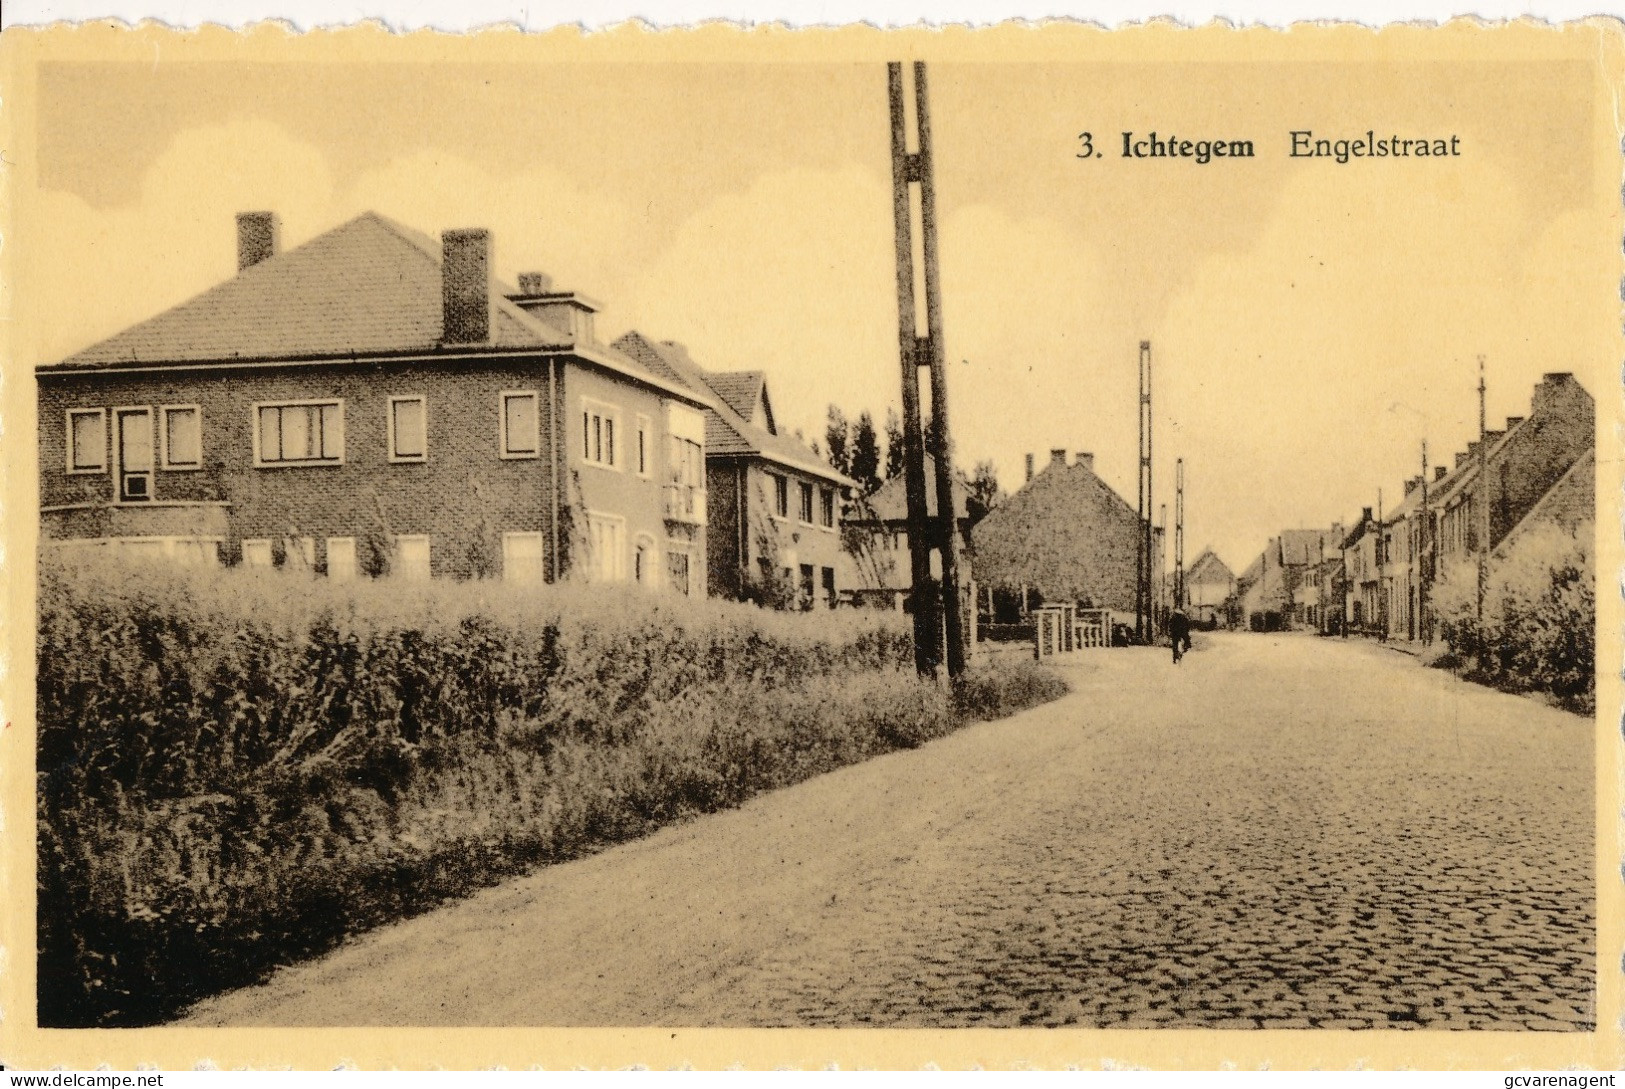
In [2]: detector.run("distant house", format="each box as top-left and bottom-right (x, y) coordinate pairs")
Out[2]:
(612, 332), (854, 608)
(38, 211), (715, 592)
(1359, 371), (1594, 642)
(1237, 526), (1344, 632)
(970, 448), (1159, 622)
(1183, 548), (1235, 627)
(838, 453), (978, 611)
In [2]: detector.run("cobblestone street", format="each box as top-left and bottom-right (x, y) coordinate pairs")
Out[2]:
(190, 633), (1595, 1030)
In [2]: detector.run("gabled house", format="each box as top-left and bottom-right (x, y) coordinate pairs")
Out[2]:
(612, 332), (854, 608)
(1237, 525), (1344, 632)
(38, 211), (715, 593)
(1184, 548), (1235, 627)
(970, 448), (1157, 620)
(837, 453), (979, 611)
(1432, 372), (1593, 566)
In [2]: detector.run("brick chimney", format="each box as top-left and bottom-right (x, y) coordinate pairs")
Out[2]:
(1532, 372), (1580, 416)
(1049, 449), (1067, 469)
(1403, 476), (1419, 497)
(508, 270), (599, 344)
(1455, 450), (1470, 469)
(1075, 452), (1094, 473)
(1361, 506), (1373, 523)
(1434, 465), (1448, 482)
(236, 211), (279, 271)
(442, 228), (491, 344)
(1024, 453), (1034, 483)
(1505, 416), (1524, 430)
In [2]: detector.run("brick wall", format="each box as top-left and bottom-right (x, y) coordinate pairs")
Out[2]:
(38, 354), (707, 591)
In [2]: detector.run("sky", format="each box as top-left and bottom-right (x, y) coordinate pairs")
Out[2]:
(25, 52), (1614, 572)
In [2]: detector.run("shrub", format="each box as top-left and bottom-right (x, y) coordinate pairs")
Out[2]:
(36, 553), (1063, 1026)
(1432, 519), (1594, 713)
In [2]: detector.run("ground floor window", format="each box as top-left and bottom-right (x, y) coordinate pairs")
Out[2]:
(667, 548), (691, 596)
(799, 563), (815, 611)
(327, 537), (358, 581)
(502, 531), (546, 584)
(394, 535), (431, 580)
(822, 566), (836, 608)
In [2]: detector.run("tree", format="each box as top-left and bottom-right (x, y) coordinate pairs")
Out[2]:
(883, 407), (905, 481)
(824, 405), (851, 477)
(851, 411), (882, 496)
(966, 459), (1001, 524)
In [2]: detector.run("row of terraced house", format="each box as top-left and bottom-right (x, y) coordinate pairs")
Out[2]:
(1231, 371), (1594, 639)
(37, 211), (855, 606)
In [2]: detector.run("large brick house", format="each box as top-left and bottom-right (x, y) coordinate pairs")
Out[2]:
(611, 332), (853, 607)
(970, 448), (1158, 622)
(37, 211), (714, 592)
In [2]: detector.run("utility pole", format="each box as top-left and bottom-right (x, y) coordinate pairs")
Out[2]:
(1376, 486), (1386, 641)
(887, 61), (964, 678)
(1419, 439), (1431, 646)
(1174, 458), (1185, 611)
(1135, 340), (1154, 644)
(1157, 502), (1167, 630)
(1476, 354), (1488, 667)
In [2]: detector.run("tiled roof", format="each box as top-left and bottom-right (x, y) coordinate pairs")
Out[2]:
(1186, 548), (1234, 583)
(49, 213), (579, 369)
(1277, 528), (1341, 566)
(705, 371), (769, 426)
(857, 454), (974, 523)
(612, 332), (852, 487)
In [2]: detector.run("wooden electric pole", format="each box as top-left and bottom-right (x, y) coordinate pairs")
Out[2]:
(1174, 457), (1185, 611)
(1476, 355), (1488, 666)
(888, 61), (965, 678)
(1419, 439), (1431, 646)
(1135, 341), (1154, 644)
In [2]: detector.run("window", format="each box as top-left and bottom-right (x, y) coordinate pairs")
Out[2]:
(256, 400), (343, 466)
(581, 397), (619, 469)
(819, 487), (836, 529)
(667, 549), (692, 596)
(241, 539), (273, 568)
(772, 474), (789, 518)
(663, 432), (706, 523)
(394, 535), (431, 580)
(799, 563), (815, 611)
(327, 537), (358, 581)
(636, 415), (652, 477)
(157, 405), (202, 470)
(585, 513), (626, 582)
(500, 391), (540, 458)
(798, 481), (815, 524)
(66, 408), (108, 473)
(502, 532), (546, 584)
(822, 566), (837, 609)
(389, 396), (427, 462)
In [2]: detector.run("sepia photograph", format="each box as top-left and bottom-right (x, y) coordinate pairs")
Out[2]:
(0, 18), (1619, 1072)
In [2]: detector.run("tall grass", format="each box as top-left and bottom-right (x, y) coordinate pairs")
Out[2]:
(1431, 519), (1594, 714)
(36, 554), (1066, 1026)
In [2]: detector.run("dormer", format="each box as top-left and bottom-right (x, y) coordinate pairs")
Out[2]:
(507, 271), (600, 345)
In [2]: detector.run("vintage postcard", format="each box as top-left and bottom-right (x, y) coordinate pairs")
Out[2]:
(0, 18), (1620, 1072)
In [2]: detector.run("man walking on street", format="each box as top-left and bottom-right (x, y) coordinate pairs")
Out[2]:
(1169, 609), (1192, 664)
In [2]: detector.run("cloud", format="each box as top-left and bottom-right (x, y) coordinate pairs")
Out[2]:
(27, 120), (338, 364)
(610, 166), (901, 447)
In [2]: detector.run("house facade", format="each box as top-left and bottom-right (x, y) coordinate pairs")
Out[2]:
(1183, 548), (1235, 627)
(1236, 526), (1345, 632)
(838, 453), (978, 611)
(39, 211), (713, 593)
(970, 448), (1158, 622)
(612, 332), (853, 608)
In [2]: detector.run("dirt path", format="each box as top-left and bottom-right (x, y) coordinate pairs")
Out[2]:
(186, 633), (1594, 1029)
